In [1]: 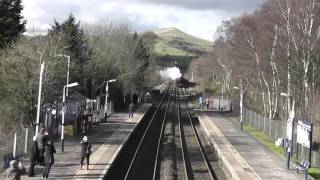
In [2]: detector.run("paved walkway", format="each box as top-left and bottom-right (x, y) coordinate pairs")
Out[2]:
(199, 112), (304, 180)
(21, 104), (152, 180)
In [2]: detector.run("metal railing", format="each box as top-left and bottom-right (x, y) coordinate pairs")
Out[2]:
(242, 107), (320, 167)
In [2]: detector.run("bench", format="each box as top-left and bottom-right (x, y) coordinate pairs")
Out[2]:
(296, 159), (310, 173)
(296, 159), (311, 179)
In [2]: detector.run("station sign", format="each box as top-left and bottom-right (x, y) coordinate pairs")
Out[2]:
(297, 120), (312, 148)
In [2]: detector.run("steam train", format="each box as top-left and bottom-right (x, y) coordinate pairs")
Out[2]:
(176, 77), (196, 88)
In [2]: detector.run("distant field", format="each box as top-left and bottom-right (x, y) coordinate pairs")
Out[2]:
(151, 27), (213, 57)
(154, 40), (193, 56)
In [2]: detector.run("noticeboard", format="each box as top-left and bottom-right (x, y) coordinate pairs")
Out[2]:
(297, 120), (311, 148)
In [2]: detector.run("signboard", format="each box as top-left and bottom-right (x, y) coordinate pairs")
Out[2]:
(86, 99), (97, 103)
(297, 120), (311, 148)
(286, 110), (295, 140)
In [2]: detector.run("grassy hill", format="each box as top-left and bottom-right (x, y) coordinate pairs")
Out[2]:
(151, 27), (213, 57)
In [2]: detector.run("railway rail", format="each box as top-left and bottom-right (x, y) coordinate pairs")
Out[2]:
(105, 82), (217, 180)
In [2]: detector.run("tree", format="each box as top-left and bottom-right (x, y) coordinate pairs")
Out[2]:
(0, 35), (66, 130)
(48, 14), (90, 95)
(195, 0), (320, 142)
(0, 0), (26, 48)
(84, 24), (152, 97)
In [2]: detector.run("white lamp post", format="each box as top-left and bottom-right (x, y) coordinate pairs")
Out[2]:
(280, 92), (295, 169)
(57, 54), (71, 96)
(104, 79), (116, 120)
(35, 62), (45, 136)
(61, 82), (78, 152)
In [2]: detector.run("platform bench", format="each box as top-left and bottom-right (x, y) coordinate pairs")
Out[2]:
(296, 159), (310, 173)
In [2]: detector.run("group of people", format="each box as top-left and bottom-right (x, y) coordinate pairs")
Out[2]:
(2, 128), (55, 180)
(3, 128), (92, 180)
(199, 95), (210, 109)
(28, 128), (56, 179)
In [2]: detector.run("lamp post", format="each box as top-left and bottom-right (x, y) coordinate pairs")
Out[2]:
(56, 54), (71, 96)
(216, 82), (224, 111)
(280, 92), (295, 170)
(104, 79), (116, 120)
(234, 86), (243, 131)
(35, 62), (45, 136)
(61, 82), (79, 152)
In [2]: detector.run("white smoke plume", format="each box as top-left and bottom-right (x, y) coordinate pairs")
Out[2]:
(159, 67), (182, 80)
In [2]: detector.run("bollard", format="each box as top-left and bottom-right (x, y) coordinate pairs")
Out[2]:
(24, 128), (28, 155)
(258, 115), (261, 130)
(275, 123), (278, 141)
(263, 117), (266, 133)
(13, 133), (17, 158)
(253, 112), (256, 128)
(305, 169), (308, 180)
(269, 119), (272, 137)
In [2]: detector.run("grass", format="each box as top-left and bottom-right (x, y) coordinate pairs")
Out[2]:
(154, 40), (194, 56)
(152, 27), (212, 56)
(244, 125), (286, 157)
(243, 125), (320, 179)
(309, 168), (320, 179)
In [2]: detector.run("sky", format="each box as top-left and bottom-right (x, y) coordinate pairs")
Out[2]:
(22, 0), (265, 41)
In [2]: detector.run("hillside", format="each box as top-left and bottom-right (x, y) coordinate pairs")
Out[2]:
(150, 27), (213, 57)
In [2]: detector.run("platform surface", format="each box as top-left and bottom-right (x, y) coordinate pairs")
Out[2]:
(21, 104), (152, 180)
(198, 112), (304, 180)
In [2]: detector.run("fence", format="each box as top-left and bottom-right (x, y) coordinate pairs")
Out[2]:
(242, 107), (320, 167)
(0, 127), (35, 170)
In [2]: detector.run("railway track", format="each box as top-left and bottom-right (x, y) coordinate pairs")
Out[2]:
(105, 83), (217, 180)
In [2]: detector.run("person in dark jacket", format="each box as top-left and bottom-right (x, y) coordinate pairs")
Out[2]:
(3, 160), (26, 180)
(42, 140), (56, 179)
(132, 93), (138, 104)
(80, 136), (92, 170)
(128, 102), (134, 119)
(37, 128), (47, 165)
(28, 136), (38, 177)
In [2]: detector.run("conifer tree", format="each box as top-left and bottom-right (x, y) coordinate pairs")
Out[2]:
(0, 0), (26, 48)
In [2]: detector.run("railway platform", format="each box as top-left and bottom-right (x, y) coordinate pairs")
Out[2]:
(21, 103), (152, 180)
(198, 112), (304, 180)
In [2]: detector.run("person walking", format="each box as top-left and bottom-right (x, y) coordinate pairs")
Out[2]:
(128, 102), (134, 119)
(3, 160), (26, 180)
(199, 96), (203, 109)
(28, 136), (39, 177)
(37, 128), (47, 165)
(80, 136), (92, 170)
(132, 93), (138, 105)
(42, 140), (56, 179)
(205, 96), (210, 109)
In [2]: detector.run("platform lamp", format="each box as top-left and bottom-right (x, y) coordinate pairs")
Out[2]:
(61, 82), (79, 152)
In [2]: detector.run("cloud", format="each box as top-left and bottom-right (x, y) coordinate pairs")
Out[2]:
(115, 0), (265, 12)
(22, 0), (263, 40)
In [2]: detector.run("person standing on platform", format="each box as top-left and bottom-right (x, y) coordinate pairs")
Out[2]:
(37, 128), (47, 165)
(205, 96), (209, 109)
(132, 93), (138, 105)
(28, 136), (39, 177)
(42, 140), (56, 179)
(80, 136), (92, 170)
(199, 96), (203, 109)
(128, 101), (135, 119)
